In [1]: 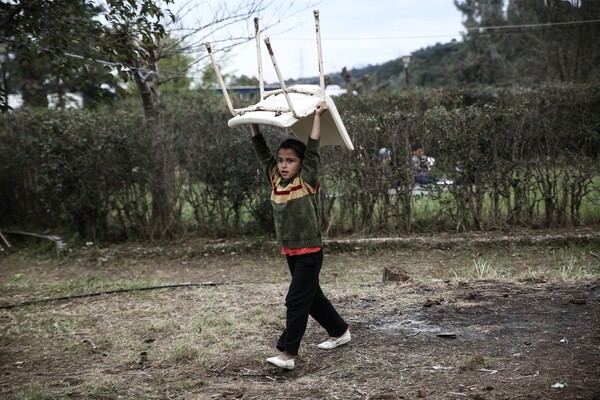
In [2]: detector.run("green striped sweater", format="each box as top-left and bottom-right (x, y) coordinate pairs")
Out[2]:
(252, 134), (322, 249)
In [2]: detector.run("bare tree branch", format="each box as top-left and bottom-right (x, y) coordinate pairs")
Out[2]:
(157, 0), (315, 82)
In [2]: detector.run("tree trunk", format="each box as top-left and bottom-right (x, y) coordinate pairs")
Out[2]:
(134, 68), (176, 238)
(22, 77), (48, 108)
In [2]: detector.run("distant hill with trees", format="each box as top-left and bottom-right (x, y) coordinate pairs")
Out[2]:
(288, 0), (599, 91)
(286, 40), (463, 91)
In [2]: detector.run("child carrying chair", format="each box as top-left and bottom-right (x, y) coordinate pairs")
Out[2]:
(206, 10), (353, 370)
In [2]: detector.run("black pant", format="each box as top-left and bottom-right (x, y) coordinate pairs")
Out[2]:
(276, 249), (348, 355)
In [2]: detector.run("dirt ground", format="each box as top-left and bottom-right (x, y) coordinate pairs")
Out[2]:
(1, 230), (600, 400)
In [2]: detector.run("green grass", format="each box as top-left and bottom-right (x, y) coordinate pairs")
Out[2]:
(6, 387), (64, 400)
(450, 258), (507, 281)
(319, 175), (600, 235)
(554, 255), (597, 280)
(444, 243), (600, 282)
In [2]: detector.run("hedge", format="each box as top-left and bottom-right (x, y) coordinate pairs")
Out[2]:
(1, 84), (598, 242)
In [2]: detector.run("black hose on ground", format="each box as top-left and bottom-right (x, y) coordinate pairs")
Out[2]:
(0, 282), (223, 309)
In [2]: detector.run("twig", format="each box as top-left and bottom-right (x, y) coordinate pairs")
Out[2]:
(448, 392), (468, 397)
(0, 230), (11, 248)
(478, 368), (498, 374)
(353, 387), (366, 396)
(316, 363), (332, 372)
(590, 251), (599, 258)
(82, 338), (97, 352)
(239, 368), (256, 375)
(212, 363), (229, 374)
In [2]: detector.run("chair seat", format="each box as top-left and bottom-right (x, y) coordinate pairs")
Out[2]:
(227, 85), (354, 150)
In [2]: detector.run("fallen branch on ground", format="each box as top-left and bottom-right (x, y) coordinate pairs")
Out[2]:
(0, 230), (66, 255)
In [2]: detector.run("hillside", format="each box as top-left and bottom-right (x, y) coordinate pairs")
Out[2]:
(286, 40), (464, 89)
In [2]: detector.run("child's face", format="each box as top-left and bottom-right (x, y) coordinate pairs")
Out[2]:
(413, 147), (425, 157)
(277, 148), (302, 181)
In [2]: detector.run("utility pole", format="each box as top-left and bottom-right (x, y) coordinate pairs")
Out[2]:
(402, 55), (411, 88)
(0, 41), (8, 107)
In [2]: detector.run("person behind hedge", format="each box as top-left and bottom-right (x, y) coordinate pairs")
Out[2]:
(250, 100), (350, 370)
(411, 143), (437, 185)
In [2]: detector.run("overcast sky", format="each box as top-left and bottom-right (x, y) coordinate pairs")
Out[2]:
(188, 0), (466, 83)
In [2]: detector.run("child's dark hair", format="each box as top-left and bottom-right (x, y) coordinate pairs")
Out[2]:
(411, 143), (424, 152)
(278, 138), (306, 160)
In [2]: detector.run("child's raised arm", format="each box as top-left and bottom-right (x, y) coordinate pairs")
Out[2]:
(251, 123), (260, 137)
(310, 100), (329, 141)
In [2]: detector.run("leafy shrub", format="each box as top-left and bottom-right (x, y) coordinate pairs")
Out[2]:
(1, 83), (598, 241)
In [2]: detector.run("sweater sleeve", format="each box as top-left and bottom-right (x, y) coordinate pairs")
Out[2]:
(300, 137), (320, 187)
(251, 133), (277, 183)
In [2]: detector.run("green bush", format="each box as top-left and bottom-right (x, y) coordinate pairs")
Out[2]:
(0, 107), (150, 240)
(1, 83), (598, 242)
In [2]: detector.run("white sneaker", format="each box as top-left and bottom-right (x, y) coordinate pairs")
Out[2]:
(266, 355), (295, 370)
(317, 329), (351, 350)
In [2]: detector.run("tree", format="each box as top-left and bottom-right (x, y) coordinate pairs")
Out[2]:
(0, 1), (137, 110)
(1, 0), (302, 238)
(119, 1), (301, 237)
(504, 0), (600, 83)
(454, 0), (508, 84)
(1, 0), (176, 237)
(454, 0), (600, 85)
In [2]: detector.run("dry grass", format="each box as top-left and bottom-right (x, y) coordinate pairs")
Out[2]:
(1, 231), (599, 399)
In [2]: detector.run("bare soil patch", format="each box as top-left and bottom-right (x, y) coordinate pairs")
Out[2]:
(1, 230), (599, 399)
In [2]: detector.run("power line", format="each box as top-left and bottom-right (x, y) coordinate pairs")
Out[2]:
(475, 18), (600, 31)
(283, 34), (462, 41)
(2, 17), (598, 81)
(0, 35), (197, 80)
(4, 18), (599, 50)
(273, 18), (600, 41)
(0, 36), (127, 70)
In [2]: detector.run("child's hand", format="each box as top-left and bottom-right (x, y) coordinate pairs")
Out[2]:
(315, 100), (328, 116)
(250, 123), (260, 137)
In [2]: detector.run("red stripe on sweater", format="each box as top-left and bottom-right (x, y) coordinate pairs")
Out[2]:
(273, 184), (303, 195)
